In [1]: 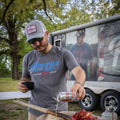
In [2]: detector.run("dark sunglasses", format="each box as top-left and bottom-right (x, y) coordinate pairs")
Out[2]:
(76, 30), (85, 37)
(76, 33), (84, 37)
(28, 37), (43, 44)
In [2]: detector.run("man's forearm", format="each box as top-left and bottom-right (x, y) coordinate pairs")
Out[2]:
(71, 66), (86, 86)
(70, 66), (86, 99)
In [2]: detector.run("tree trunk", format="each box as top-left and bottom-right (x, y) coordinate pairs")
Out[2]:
(11, 39), (22, 80)
(7, 20), (22, 80)
(12, 52), (21, 80)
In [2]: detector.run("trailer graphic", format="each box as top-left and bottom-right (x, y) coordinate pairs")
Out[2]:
(50, 14), (120, 114)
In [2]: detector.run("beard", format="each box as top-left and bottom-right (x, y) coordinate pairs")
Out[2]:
(34, 43), (48, 53)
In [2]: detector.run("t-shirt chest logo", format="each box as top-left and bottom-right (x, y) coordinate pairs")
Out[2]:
(30, 61), (60, 75)
(27, 25), (37, 35)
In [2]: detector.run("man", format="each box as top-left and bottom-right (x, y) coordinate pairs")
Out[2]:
(18, 20), (86, 120)
(70, 29), (95, 81)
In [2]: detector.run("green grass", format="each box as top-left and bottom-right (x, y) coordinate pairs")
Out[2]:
(0, 77), (20, 92)
(0, 99), (28, 120)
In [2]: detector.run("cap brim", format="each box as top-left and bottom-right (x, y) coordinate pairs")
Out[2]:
(26, 33), (45, 42)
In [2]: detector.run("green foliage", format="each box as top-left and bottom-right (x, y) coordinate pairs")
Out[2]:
(0, 0), (119, 79)
(18, 34), (33, 72)
(87, 0), (120, 20)
(0, 0), (37, 79)
(0, 55), (11, 77)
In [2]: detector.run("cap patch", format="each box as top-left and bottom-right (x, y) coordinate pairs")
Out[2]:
(27, 25), (37, 35)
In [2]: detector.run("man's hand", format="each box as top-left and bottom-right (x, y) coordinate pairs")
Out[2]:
(70, 83), (86, 100)
(18, 81), (29, 93)
(18, 77), (30, 93)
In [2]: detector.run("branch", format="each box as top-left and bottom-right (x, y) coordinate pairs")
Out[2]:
(0, 0), (15, 24)
(42, 0), (52, 21)
(16, 20), (24, 33)
(42, 0), (57, 30)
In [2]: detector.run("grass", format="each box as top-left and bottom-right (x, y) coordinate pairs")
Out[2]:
(0, 99), (28, 120)
(0, 77), (19, 92)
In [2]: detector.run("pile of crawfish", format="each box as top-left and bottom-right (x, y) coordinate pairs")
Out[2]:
(72, 109), (98, 120)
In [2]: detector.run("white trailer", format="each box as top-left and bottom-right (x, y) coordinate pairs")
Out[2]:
(49, 14), (120, 114)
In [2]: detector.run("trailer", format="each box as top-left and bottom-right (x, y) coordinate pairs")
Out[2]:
(49, 14), (120, 114)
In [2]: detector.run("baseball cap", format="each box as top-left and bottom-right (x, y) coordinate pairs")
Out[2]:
(25, 20), (47, 42)
(76, 29), (85, 37)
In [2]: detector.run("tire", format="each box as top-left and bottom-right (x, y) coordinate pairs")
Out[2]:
(78, 88), (99, 111)
(100, 90), (120, 115)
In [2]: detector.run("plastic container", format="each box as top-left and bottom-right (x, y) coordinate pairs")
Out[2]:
(102, 111), (118, 120)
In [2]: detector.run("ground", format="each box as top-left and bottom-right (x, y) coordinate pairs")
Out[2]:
(0, 99), (27, 120)
(0, 99), (120, 120)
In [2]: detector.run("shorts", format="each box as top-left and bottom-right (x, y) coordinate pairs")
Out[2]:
(28, 112), (39, 120)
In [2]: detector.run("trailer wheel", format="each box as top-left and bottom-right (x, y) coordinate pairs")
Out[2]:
(100, 90), (120, 115)
(78, 88), (99, 111)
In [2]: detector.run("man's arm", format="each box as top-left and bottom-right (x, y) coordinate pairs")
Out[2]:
(70, 66), (86, 100)
(18, 77), (31, 93)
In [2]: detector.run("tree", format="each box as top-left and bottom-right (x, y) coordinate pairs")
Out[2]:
(0, 0), (69, 80)
(0, 0), (36, 79)
(0, 0), (119, 80)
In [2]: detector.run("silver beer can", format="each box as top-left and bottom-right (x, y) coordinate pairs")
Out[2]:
(57, 92), (78, 102)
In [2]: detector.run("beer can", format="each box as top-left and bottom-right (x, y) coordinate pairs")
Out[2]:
(57, 92), (78, 102)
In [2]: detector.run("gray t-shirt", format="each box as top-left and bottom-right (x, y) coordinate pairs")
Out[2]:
(22, 46), (79, 116)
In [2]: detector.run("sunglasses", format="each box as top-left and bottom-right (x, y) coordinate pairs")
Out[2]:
(76, 33), (84, 37)
(28, 37), (43, 44)
(76, 30), (85, 37)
